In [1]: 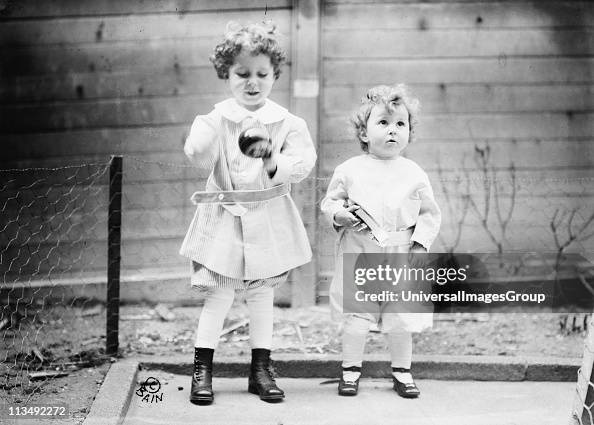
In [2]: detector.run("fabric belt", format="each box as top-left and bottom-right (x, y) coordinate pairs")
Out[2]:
(190, 183), (289, 205)
(384, 228), (414, 247)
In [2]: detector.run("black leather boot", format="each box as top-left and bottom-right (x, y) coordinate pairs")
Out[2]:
(248, 348), (285, 402)
(189, 347), (214, 405)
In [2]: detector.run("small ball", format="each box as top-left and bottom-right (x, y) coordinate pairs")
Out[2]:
(238, 127), (272, 158)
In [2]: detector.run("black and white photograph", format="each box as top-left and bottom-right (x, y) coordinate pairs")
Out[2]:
(0, 0), (592, 424)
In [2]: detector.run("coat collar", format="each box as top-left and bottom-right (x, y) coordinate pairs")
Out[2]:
(214, 98), (288, 124)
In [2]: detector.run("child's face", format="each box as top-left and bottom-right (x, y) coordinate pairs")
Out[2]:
(228, 52), (275, 111)
(363, 103), (410, 159)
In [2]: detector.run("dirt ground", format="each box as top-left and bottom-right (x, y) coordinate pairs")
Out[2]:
(118, 303), (587, 359)
(1, 303), (111, 425)
(0, 302), (588, 424)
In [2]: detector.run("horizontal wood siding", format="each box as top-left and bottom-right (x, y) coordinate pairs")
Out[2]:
(0, 1), (292, 18)
(318, 0), (594, 279)
(0, 1), (293, 277)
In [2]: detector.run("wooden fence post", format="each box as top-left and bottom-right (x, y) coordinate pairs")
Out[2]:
(106, 155), (122, 356)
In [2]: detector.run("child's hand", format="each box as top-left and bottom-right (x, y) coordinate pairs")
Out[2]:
(334, 205), (364, 228)
(238, 126), (272, 158)
(249, 139), (273, 159)
(262, 153), (278, 176)
(408, 242), (428, 268)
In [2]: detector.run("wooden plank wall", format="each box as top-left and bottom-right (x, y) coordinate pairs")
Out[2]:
(0, 1), (293, 277)
(2, 0), (593, 300)
(317, 0), (594, 279)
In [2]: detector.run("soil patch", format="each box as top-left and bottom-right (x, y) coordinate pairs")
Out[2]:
(119, 304), (587, 359)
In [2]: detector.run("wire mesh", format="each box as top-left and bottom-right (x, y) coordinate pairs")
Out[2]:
(1, 161), (111, 404)
(119, 156), (197, 277)
(0, 154), (592, 420)
(116, 154), (594, 303)
(572, 315), (594, 424)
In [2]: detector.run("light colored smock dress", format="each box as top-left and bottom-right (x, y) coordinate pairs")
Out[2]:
(321, 155), (441, 332)
(180, 98), (317, 289)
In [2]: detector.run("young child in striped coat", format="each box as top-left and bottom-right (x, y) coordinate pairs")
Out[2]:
(180, 21), (316, 405)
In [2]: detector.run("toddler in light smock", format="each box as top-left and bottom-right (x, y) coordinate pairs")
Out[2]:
(321, 84), (441, 397)
(180, 21), (316, 405)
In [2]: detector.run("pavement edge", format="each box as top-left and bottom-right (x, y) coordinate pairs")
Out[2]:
(137, 353), (581, 382)
(82, 359), (139, 425)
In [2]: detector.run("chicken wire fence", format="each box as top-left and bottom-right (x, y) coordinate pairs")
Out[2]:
(1, 155), (593, 421)
(1, 161), (112, 404)
(573, 314), (594, 425)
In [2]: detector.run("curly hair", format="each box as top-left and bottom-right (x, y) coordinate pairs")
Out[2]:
(351, 84), (421, 152)
(210, 20), (287, 80)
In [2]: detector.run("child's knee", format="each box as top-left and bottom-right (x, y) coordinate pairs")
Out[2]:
(204, 287), (235, 306)
(344, 314), (374, 335)
(386, 330), (412, 341)
(245, 286), (274, 304)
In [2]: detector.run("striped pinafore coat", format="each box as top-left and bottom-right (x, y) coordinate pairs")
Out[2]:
(179, 98), (317, 289)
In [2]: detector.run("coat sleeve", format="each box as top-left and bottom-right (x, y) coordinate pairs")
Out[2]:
(411, 175), (442, 250)
(183, 113), (220, 171)
(269, 117), (317, 185)
(320, 166), (349, 231)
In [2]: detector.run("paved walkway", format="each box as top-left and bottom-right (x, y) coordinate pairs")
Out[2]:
(121, 370), (576, 425)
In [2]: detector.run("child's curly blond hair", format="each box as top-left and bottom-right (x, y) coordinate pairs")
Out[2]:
(210, 20), (287, 80)
(352, 84), (420, 152)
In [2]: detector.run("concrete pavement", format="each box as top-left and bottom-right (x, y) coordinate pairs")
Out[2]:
(121, 371), (575, 425)
(83, 355), (582, 425)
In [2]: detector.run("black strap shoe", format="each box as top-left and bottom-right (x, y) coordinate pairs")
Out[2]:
(248, 348), (285, 402)
(392, 367), (420, 398)
(338, 366), (361, 396)
(190, 347), (214, 405)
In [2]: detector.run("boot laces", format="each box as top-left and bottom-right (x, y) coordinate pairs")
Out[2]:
(193, 369), (206, 380)
(193, 362), (210, 380)
(265, 363), (278, 381)
(254, 362), (278, 382)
